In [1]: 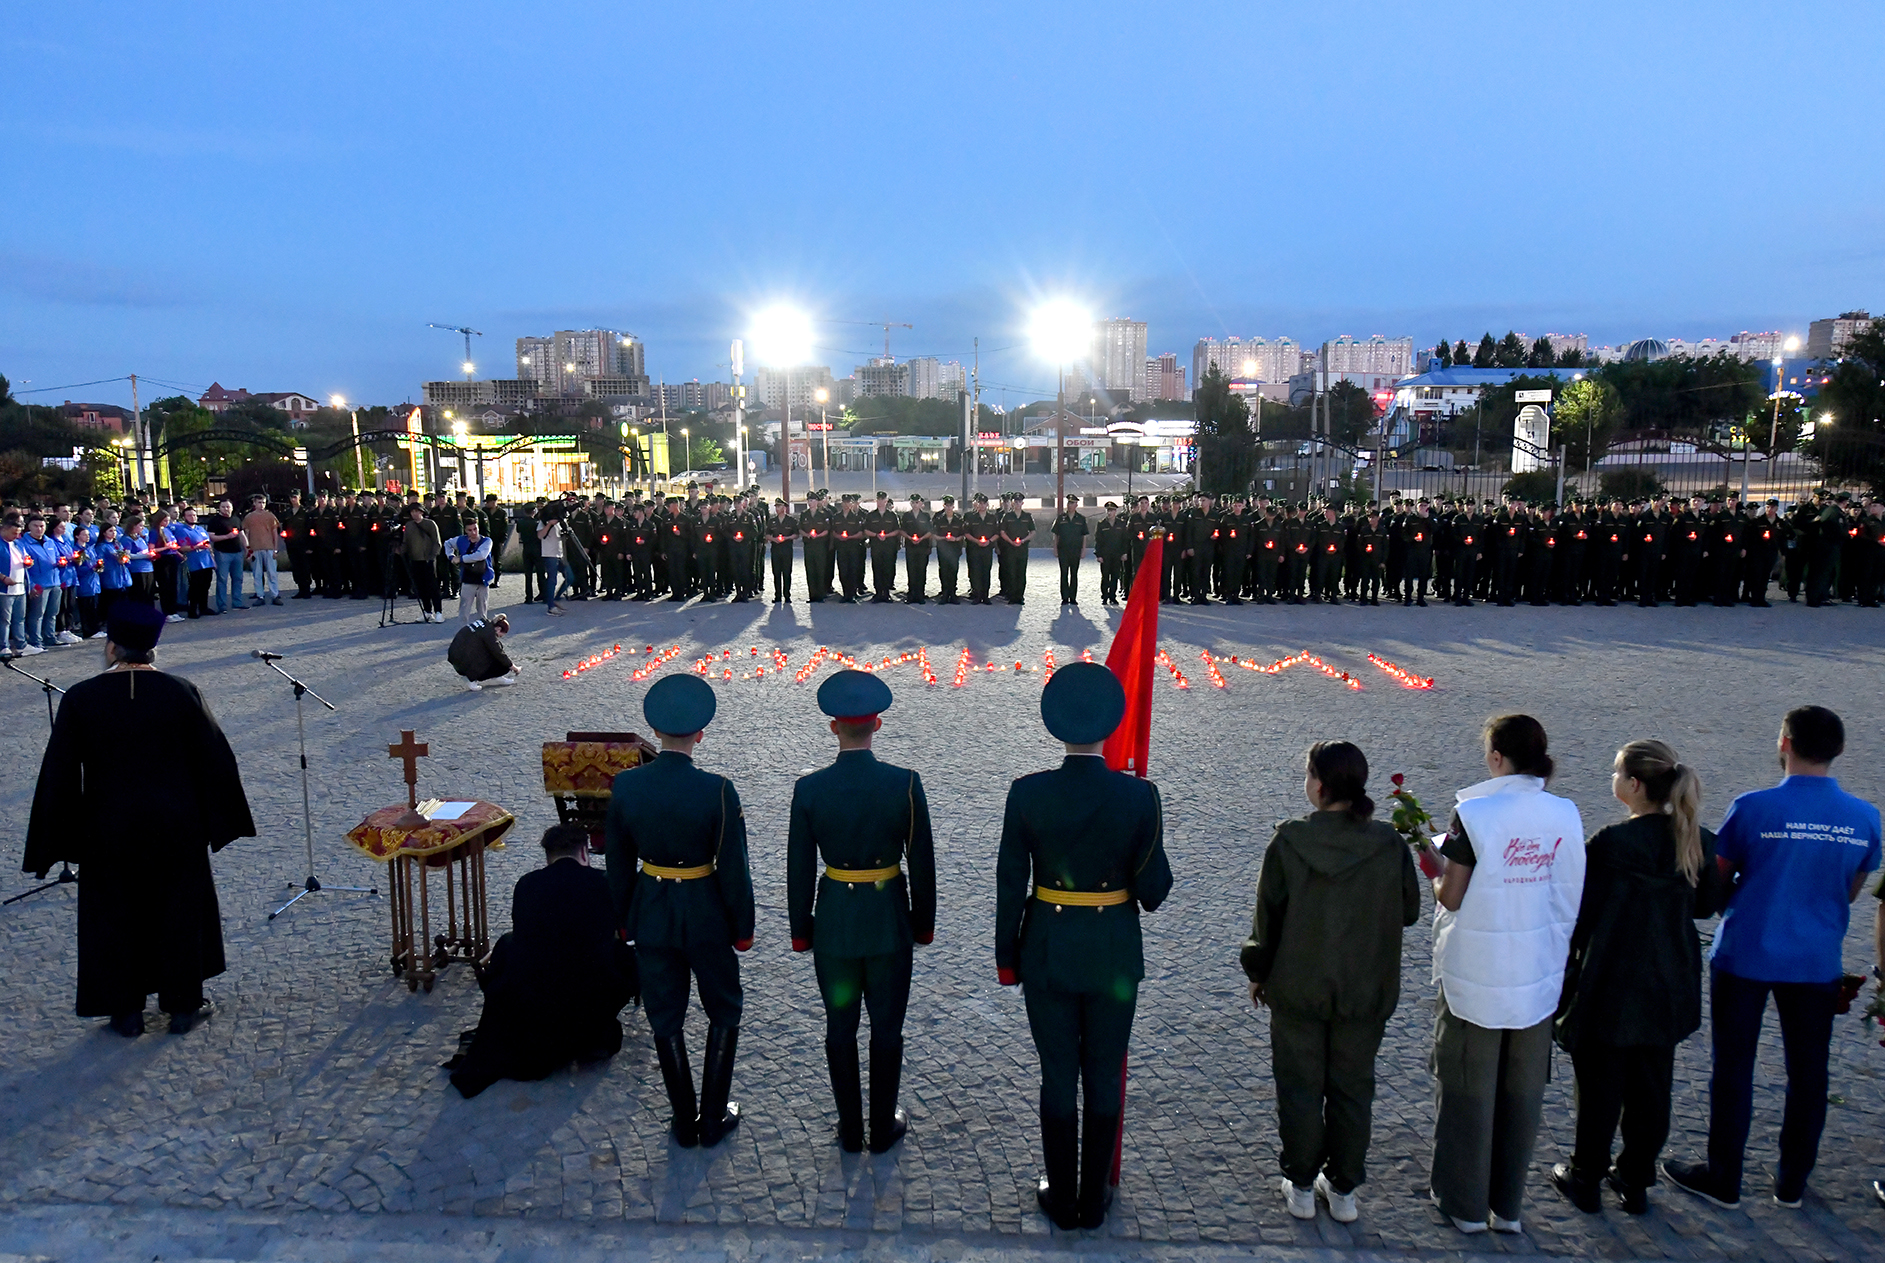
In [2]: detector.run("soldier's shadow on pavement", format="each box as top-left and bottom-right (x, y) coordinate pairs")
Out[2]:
(1046, 607), (1104, 649)
(0, 1028), (167, 1155)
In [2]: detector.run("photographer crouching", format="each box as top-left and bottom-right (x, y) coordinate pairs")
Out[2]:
(448, 612), (520, 691)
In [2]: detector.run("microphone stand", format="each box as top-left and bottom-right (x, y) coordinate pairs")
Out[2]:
(3, 659), (77, 905)
(261, 656), (377, 920)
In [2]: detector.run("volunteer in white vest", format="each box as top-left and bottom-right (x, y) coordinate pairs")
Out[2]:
(1425, 714), (1586, 1236)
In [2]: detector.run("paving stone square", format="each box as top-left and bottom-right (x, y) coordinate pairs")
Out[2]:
(2, 556), (1883, 1260)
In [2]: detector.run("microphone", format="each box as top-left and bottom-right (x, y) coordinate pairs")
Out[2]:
(251, 650), (284, 661)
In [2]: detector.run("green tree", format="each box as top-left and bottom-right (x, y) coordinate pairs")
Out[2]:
(1432, 340), (1453, 368)
(688, 435), (725, 468)
(1192, 366), (1255, 495)
(1811, 316), (1885, 490)
(842, 395), (964, 435)
(1495, 331), (1528, 368)
(1555, 346), (1586, 367)
(1598, 468), (1667, 501)
(1472, 333), (1497, 368)
(1596, 353), (1764, 436)
(1550, 377), (1622, 471)
(1324, 380), (1378, 447)
(1453, 339), (1473, 367)
(1501, 470), (1558, 502)
(1527, 336), (1555, 368)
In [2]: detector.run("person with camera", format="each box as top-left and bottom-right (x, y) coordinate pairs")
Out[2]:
(398, 504), (444, 622)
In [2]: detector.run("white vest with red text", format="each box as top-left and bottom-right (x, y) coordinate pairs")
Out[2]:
(1432, 774), (1586, 1029)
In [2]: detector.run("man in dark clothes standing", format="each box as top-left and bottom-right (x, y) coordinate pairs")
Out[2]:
(23, 601), (255, 1037)
(605, 674), (755, 1149)
(996, 663), (1172, 1231)
(448, 824), (638, 1098)
(787, 670), (937, 1154)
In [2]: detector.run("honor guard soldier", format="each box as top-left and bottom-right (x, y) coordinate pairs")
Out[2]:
(768, 498), (799, 603)
(1401, 501), (1435, 606)
(996, 664), (1172, 1231)
(481, 493), (507, 588)
(605, 675), (755, 1149)
(1001, 494), (1036, 605)
(283, 493), (315, 599)
(833, 494), (868, 601)
(787, 671), (937, 1153)
(932, 495), (965, 604)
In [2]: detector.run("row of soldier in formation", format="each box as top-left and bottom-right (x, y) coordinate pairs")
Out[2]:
(225, 482), (1885, 611)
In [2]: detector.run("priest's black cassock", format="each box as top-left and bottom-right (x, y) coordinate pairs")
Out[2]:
(449, 853), (636, 1098)
(24, 666), (255, 1019)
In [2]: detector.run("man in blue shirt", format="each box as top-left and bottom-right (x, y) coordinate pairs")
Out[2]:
(1665, 706), (1882, 1211)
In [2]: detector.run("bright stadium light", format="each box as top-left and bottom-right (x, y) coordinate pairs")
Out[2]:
(1028, 299), (1091, 364)
(751, 306), (814, 366)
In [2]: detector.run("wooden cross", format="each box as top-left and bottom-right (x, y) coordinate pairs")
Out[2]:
(388, 730), (429, 809)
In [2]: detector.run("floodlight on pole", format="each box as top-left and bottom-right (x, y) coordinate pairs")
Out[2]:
(753, 305), (814, 508)
(333, 393), (365, 490)
(1029, 299), (1091, 509)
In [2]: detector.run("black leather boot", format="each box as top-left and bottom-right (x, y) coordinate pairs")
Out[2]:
(827, 1037), (864, 1153)
(868, 1037), (908, 1154)
(654, 1033), (698, 1147)
(697, 1025), (742, 1146)
(1078, 1112), (1120, 1228)
(1035, 1113), (1079, 1230)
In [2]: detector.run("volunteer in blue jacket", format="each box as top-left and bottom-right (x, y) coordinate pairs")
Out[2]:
(1664, 705), (1882, 1211)
(94, 523), (132, 637)
(175, 507), (216, 619)
(20, 514), (60, 651)
(70, 525), (103, 640)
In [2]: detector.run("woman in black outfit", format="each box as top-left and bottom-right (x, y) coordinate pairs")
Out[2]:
(1551, 739), (1726, 1214)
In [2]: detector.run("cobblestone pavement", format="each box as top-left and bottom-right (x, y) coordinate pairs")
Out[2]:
(2, 558), (1883, 1261)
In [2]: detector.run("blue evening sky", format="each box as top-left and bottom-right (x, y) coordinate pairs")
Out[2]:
(3, 2), (1881, 411)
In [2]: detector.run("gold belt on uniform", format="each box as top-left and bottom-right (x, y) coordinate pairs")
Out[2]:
(825, 864), (903, 884)
(641, 861), (715, 880)
(1034, 885), (1130, 907)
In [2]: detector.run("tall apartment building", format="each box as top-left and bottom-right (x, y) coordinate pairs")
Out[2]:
(1807, 311), (1873, 360)
(1143, 354), (1187, 401)
(897, 357), (968, 401)
(1545, 333), (1589, 360)
(1320, 335), (1414, 376)
(1096, 318), (1149, 399)
(514, 330), (648, 397)
(1192, 336), (1299, 385)
(754, 364), (837, 411)
(856, 358), (908, 399)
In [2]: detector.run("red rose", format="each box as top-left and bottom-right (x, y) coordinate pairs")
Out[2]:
(1391, 773), (1405, 787)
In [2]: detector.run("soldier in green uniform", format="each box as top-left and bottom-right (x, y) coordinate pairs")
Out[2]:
(768, 498), (799, 604)
(283, 492), (315, 599)
(865, 491), (902, 603)
(1052, 495), (1088, 605)
(480, 494), (507, 589)
(964, 493), (997, 604)
(1001, 494), (1036, 605)
(628, 502), (656, 599)
(932, 495), (965, 604)
(801, 490), (830, 601)
(787, 671), (937, 1153)
(726, 499), (757, 602)
(1743, 499), (1784, 606)
(1356, 507), (1389, 605)
(833, 494), (868, 602)
(605, 675), (755, 1149)
(1251, 501), (1282, 604)
(1094, 502), (1128, 605)
(997, 663), (1172, 1231)
(595, 502), (628, 599)
(1400, 501), (1434, 606)
(901, 493), (933, 603)
(1218, 495), (1249, 605)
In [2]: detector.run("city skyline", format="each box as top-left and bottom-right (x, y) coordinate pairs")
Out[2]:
(3, 2), (1881, 413)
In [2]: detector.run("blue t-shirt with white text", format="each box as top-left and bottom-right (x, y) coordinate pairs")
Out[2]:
(1711, 775), (1882, 983)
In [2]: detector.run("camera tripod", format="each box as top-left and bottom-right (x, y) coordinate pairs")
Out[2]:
(3, 658), (76, 905)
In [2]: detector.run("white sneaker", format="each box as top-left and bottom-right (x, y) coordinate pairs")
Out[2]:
(1488, 1211), (1522, 1234)
(1314, 1173), (1358, 1223)
(19, 644), (45, 656)
(485, 673), (517, 687)
(56, 631), (82, 645)
(166, 614), (186, 623)
(465, 679), (483, 691)
(1431, 1191), (1485, 1234)
(88, 631), (106, 640)
(1281, 1176), (1316, 1220)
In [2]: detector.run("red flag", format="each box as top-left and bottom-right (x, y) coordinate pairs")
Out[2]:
(1103, 529), (1163, 776)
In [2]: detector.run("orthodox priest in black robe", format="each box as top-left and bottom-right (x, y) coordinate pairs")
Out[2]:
(23, 601), (255, 1037)
(447, 824), (638, 1098)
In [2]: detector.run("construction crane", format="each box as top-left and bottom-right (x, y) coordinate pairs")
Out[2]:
(427, 323), (483, 378)
(834, 318), (913, 360)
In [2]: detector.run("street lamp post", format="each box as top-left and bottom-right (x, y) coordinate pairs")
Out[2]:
(333, 395), (364, 490)
(753, 307), (813, 510)
(1029, 300), (1091, 516)
(1766, 337), (1802, 491)
(815, 387), (830, 477)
